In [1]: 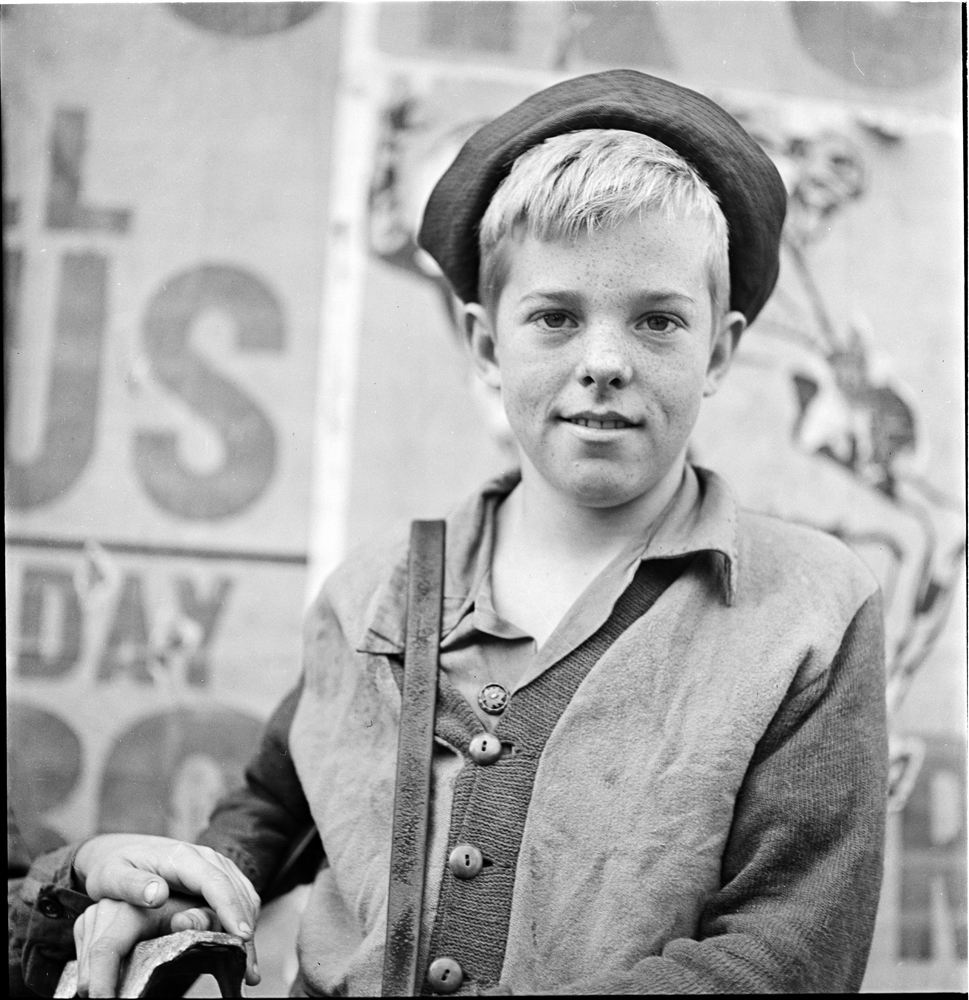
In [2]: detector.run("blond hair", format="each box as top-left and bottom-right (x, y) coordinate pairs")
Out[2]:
(478, 129), (730, 316)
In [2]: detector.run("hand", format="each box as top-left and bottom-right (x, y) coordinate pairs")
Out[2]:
(72, 834), (260, 988)
(73, 894), (239, 998)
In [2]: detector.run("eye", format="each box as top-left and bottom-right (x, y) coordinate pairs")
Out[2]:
(639, 314), (680, 334)
(535, 311), (575, 331)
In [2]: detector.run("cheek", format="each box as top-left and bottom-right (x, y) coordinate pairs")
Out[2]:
(500, 377), (540, 432)
(645, 354), (709, 422)
(500, 357), (560, 418)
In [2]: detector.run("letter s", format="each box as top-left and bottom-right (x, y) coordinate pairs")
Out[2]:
(135, 264), (284, 519)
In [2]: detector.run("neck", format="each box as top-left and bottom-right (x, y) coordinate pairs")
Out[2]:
(503, 454), (686, 566)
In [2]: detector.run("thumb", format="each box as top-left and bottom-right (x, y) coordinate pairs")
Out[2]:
(88, 863), (173, 909)
(140, 875), (171, 908)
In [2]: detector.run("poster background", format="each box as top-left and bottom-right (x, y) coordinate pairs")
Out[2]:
(4, 2), (965, 994)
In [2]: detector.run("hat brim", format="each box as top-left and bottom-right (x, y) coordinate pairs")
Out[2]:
(418, 69), (787, 325)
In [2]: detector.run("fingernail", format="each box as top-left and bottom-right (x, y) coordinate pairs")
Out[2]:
(144, 881), (161, 904)
(253, 963), (260, 977)
(239, 922), (252, 936)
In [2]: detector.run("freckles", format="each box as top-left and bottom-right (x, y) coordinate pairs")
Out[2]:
(510, 365), (561, 410)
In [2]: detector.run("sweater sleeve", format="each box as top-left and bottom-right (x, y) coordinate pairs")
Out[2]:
(545, 589), (889, 995)
(9, 842), (92, 997)
(196, 677), (324, 902)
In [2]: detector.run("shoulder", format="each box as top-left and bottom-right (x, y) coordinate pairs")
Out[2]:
(692, 466), (879, 615)
(307, 522), (411, 643)
(304, 470), (518, 647)
(736, 506), (876, 582)
(325, 525), (411, 604)
(722, 506), (886, 702)
(734, 505), (881, 624)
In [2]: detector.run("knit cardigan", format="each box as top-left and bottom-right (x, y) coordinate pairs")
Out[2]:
(259, 469), (887, 995)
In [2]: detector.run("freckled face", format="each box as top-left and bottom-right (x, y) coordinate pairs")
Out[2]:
(474, 213), (737, 510)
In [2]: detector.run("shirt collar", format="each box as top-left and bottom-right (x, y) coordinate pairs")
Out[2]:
(646, 464), (739, 605)
(356, 464), (738, 656)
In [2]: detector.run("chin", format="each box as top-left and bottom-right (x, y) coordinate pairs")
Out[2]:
(556, 468), (650, 510)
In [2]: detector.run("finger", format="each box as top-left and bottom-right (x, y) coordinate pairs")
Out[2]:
(166, 898), (259, 986)
(74, 909), (93, 997)
(73, 897), (169, 998)
(156, 845), (258, 940)
(170, 906), (218, 933)
(80, 907), (126, 999)
(179, 858), (260, 985)
(85, 859), (171, 910)
(244, 938), (261, 987)
(197, 846), (260, 905)
(196, 862), (260, 986)
(86, 935), (125, 998)
(225, 857), (260, 912)
(204, 849), (261, 921)
(75, 906), (113, 998)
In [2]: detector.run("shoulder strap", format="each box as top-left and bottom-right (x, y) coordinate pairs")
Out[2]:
(382, 519), (446, 997)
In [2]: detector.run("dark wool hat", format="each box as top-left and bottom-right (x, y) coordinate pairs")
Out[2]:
(418, 69), (787, 324)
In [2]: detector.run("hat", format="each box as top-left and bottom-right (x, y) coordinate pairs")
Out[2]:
(418, 69), (787, 324)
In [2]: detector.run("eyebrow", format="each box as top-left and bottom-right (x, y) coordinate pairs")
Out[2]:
(517, 289), (699, 309)
(517, 290), (584, 308)
(646, 290), (696, 302)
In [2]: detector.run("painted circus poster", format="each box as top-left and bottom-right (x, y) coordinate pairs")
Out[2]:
(4, 3), (965, 993)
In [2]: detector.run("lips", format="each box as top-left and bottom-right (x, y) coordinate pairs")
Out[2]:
(563, 412), (639, 430)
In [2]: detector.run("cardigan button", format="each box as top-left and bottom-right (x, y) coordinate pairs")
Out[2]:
(448, 843), (484, 879)
(468, 733), (501, 764)
(38, 895), (64, 919)
(477, 683), (510, 714)
(427, 956), (463, 994)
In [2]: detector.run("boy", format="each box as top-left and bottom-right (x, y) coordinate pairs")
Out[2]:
(12, 70), (887, 996)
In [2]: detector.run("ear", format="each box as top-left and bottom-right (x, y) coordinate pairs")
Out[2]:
(703, 310), (746, 397)
(463, 303), (502, 391)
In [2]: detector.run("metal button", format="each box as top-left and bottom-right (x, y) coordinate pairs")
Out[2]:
(468, 733), (502, 764)
(477, 683), (510, 715)
(38, 895), (64, 920)
(427, 956), (463, 994)
(448, 843), (484, 879)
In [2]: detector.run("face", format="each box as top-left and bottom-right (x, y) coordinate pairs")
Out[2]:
(466, 212), (745, 511)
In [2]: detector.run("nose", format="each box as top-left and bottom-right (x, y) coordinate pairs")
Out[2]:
(576, 324), (633, 391)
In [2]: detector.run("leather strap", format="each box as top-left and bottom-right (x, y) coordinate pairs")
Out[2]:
(382, 519), (446, 997)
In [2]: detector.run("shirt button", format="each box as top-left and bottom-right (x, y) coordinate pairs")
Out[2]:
(448, 843), (484, 879)
(477, 683), (510, 715)
(468, 733), (502, 764)
(427, 956), (463, 994)
(38, 895), (64, 919)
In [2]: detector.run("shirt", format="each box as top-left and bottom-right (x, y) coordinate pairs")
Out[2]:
(435, 466), (708, 732)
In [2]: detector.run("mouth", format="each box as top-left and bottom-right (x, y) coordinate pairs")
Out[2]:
(562, 412), (639, 431)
